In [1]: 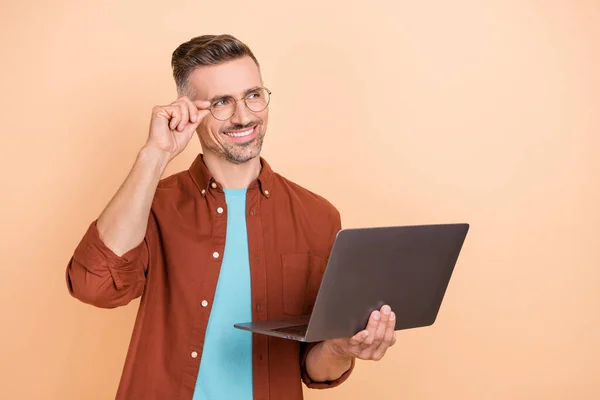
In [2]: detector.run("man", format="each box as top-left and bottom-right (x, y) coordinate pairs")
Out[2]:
(66, 34), (396, 400)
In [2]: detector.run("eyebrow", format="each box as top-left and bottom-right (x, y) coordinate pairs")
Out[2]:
(208, 86), (263, 103)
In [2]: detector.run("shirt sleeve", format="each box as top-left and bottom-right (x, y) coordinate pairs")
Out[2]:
(299, 203), (355, 389)
(299, 342), (356, 389)
(65, 214), (156, 308)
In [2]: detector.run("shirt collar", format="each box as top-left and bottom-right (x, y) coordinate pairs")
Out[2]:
(188, 153), (274, 198)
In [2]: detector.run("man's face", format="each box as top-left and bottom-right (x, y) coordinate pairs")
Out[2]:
(188, 56), (269, 164)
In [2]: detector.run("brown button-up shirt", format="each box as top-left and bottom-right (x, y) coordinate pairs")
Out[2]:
(66, 154), (354, 399)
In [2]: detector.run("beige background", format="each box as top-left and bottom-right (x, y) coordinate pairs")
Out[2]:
(1, 0), (599, 399)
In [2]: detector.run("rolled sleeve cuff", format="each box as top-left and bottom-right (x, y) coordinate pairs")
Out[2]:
(72, 220), (147, 290)
(299, 342), (355, 389)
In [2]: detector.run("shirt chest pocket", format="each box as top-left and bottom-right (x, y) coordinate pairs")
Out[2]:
(281, 253), (327, 317)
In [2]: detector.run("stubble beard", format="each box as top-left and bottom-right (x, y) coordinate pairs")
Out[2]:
(222, 131), (265, 164)
(203, 121), (266, 165)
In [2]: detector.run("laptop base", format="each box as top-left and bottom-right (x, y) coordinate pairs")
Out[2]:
(234, 315), (311, 342)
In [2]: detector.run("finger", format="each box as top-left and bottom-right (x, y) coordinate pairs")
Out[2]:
(165, 106), (182, 131)
(348, 330), (370, 347)
(376, 311), (396, 353)
(194, 100), (211, 110)
(370, 348), (387, 361)
(175, 102), (189, 131)
(189, 100), (212, 127)
(180, 96), (200, 124)
(362, 310), (381, 347)
(371, 305), (392, 347)
(184, 108), (210, 134)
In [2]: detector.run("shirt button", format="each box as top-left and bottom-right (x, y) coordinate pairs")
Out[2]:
(201, 189), (206, 195)
(217, 207), (224, 214)
(191, 351), (198, 358)
(264, 189), (269, 195)
(212, 251), (219, 259)
(211, 182), (217, 189)
(201, 300), (208, 307)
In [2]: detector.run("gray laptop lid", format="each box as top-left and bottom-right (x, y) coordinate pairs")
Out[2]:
(304, 223), (469, 342)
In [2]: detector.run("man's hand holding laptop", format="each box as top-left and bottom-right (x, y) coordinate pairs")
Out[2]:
(327, 304), (397, 361)
(305, 304), (397, 382)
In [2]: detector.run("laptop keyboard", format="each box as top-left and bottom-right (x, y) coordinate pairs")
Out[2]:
(271, 324), (308, 336)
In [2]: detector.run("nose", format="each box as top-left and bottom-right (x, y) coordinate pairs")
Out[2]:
(229, 99), (253, 126)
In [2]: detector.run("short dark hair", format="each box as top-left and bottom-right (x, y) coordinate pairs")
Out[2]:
(171, 34), (259, 96)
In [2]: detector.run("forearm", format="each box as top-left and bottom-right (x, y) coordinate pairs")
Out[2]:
(97, 146), (169, 256)
(305, 341), (354, 382)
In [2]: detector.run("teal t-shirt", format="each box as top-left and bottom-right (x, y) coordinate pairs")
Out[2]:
(193, 188), (253, 400)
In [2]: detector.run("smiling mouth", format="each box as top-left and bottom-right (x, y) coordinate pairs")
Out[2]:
(223, 125), (257, 138)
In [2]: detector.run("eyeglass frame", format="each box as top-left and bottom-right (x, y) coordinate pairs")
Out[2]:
(207, 86), (272, 121)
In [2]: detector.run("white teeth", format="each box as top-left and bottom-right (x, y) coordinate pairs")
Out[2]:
(225, 127), (254, 137)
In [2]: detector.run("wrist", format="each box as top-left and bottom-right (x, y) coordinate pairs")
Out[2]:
(138, 145), (171, 174)
(306, 340), (353, 383)
(321, 340), (354, 365)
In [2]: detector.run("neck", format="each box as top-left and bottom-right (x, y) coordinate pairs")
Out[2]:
(202, 152), (262, 189)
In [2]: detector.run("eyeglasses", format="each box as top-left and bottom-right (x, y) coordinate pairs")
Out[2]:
(208, 87), (271, 121)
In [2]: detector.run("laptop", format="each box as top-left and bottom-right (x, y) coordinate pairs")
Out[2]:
(234, 223), (469, 342)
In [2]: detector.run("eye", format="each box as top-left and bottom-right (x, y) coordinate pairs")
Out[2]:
(212, 98), (232, 108)
(247, 91), (262, 99)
